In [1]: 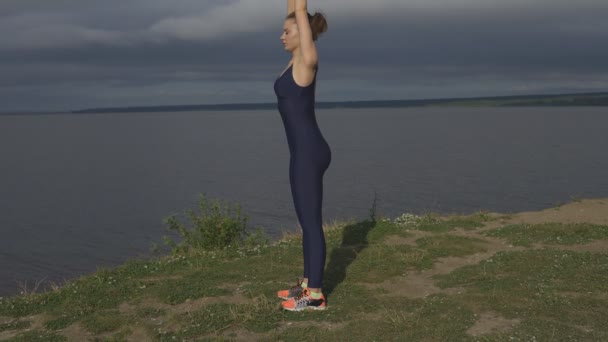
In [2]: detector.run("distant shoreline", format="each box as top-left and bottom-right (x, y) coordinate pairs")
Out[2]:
(2, 91), (607, 115)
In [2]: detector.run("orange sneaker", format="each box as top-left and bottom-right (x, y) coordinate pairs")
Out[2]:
(281, 288), (327, 311)
(277, 278), (305, 300)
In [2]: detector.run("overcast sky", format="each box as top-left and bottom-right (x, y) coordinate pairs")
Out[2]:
(1, 0), (607, 112)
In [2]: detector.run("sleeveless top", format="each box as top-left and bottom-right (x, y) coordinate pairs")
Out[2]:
(273, 63), (331, 162)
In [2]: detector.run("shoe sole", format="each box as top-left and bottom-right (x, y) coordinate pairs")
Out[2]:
(282, 305), (327, 312)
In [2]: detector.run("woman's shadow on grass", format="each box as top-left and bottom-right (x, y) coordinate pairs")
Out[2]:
(323, 193), (379, 299)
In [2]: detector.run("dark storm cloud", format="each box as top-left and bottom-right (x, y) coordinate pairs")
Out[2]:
(1, 0), (607, 111)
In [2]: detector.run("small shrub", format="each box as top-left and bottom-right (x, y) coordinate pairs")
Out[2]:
(243, 227), (270, 250)
(162, 193), (256, 254)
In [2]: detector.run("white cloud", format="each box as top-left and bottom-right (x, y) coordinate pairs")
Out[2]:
(0, 12), (131, 49)
(149, 2), (274, 41)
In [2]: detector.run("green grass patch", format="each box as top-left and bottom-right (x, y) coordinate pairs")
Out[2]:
(436, 249), (608, 296)
(5, 329), (68, 342)
(229, 295), (284, 333)
(484, 222), (608, 246)
(271, 294), (476, 341)
(415, 234), (488, 269)
(331, 231), (489, 284)
(150, 274), (232, 305)
(0, 267), (143, 318)
(394, 211), (494, 233)
(434, 249), (608, 340)
(79, 309), (131, 335)
(0, 319), (31, 332)
(43, 314), (79, 331)
(364, 219), (412, 243)
(134, 306), (166, 319)
(396, 294), (476, 341)
(416, 234), (487, 257)
(340, 244), (418, 282)
(94, 328), (133, 342)
(154, 304), (230, 340)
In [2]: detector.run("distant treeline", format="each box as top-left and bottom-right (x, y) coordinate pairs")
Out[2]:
(62, 91), (607, 114)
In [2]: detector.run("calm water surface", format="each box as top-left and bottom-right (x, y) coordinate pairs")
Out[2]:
(1, 107), (607, 297)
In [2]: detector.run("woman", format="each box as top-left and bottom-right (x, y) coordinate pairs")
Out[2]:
(273, 0), (331, 311)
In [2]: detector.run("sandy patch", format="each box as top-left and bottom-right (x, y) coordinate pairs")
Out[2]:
(0, 316), (15, 325)
(57, 322), (93, 342)
(384, 235), (416, 246)
(126, 326), (153, 341)
(119, 291), (249, 318)
(489, 198), (608, 226)
(214, 326), (268, 341)
(466, 311), (521, 336)
(0, 330), (18, 340)
(278, 320), (346, 332)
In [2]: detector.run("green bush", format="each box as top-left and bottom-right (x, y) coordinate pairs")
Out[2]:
(162, 193), (254, 254)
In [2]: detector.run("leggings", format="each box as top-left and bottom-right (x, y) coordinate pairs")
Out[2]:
(289, 148), (331, 289)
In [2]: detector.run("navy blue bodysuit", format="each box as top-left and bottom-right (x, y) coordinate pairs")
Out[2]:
(274, 63), (331, 289)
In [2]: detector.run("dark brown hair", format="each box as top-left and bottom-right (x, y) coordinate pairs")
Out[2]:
(286, 11), (328, 41)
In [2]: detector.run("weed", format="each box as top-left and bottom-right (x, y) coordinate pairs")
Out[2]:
(162, 193), (269, 255)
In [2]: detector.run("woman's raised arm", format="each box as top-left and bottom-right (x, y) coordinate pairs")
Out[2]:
(288, 0), (295, 15)
(294, 0), (318, 66)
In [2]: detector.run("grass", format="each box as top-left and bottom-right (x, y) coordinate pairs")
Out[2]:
(0, 320), (30, 333)
(434, 249), (608, 340)
(1, 196), (607, 341)
(483, 222), (608, 246)
(3, 330), (68, 342)
(393, 211), (496, 233)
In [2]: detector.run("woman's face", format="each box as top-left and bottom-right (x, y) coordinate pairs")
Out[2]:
(280, 19), (299, 52)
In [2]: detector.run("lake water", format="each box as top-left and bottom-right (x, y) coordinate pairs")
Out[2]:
(1, 107), (607, 297)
